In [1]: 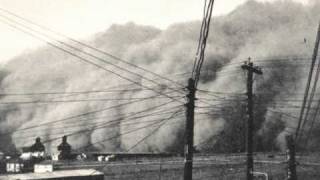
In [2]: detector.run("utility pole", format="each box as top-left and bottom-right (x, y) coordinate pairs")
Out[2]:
(241, 59), (262, 180)
(184, 78), (196, 180)
(286, 135), (297, 180)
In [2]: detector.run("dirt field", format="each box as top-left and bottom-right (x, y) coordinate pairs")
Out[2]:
(53, 153), (320, 179)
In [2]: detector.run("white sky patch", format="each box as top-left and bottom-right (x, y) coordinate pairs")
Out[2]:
(0, 0), (311, 62)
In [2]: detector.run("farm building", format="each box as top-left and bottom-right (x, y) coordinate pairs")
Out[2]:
(0, 169), (104, 180)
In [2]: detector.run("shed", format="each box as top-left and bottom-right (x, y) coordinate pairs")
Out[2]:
(0, 169), (104, 180)
(6, 159), (24, 173)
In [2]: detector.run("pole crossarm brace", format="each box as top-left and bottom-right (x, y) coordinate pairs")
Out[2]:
(241, 62), (263, 75)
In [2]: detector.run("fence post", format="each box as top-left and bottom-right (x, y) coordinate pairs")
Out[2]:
(135, 155), (138, 180)
(159, 156), (162, 180)
(286, 135), (297, 180)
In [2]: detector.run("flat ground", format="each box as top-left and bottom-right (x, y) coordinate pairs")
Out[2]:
(52, 153), (320, 180)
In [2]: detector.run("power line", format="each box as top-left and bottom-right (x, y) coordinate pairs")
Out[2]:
(14, 104), (184, 137)
(0, 14), (186, 95)
(42, 118), (175, 147)
(295, 22), (320, 141)
(0, 76), (187, 117)
(0, 7), (186, 89)
(299, 60), (320, 141)
(0, 87), (175, 96)
(192, 0), (215, 87)
(0, 94), (178, 136)
(0, 82), (177, 113)
(85, 107), (184, 176)
(197, 89), (245, 95)
(74, 116), (182, 151)
(0, 15), (185, 104)
(15, 109), (185, 141)
(300, 99), (320, 149)
(125, 107), (184, 152)
(0, 96), (184, 105)
(40, 102), (183, 145)
(194, 134), (221, 148)
(239, 56), (311, 63)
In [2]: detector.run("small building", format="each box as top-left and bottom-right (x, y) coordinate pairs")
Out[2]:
(6, 159), (24, 173)
(0, 169), (104, 180)
(0, 152), (5, 173)
(0, 152), (4, 160)
(34, 163), (53, 173)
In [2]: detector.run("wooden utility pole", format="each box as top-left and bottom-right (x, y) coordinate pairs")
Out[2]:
(241, 60), (262, 180)
(286, 135), (297, 180)
(184, 78), (196, 180)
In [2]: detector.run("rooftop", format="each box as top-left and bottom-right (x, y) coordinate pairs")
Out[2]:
(0, 169), (103, 179)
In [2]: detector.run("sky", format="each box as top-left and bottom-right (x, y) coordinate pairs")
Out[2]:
(0, 0), (310, 63)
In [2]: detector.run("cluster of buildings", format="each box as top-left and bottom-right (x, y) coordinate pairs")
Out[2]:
(0, 136), (104, 180)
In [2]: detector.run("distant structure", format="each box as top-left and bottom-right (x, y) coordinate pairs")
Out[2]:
(30, 137), (45, 152)
(57, 136), (72, 160)
(0, 168), (104, 180)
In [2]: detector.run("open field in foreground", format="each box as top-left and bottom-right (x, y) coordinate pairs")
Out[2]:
(54, 153), (320, 180)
